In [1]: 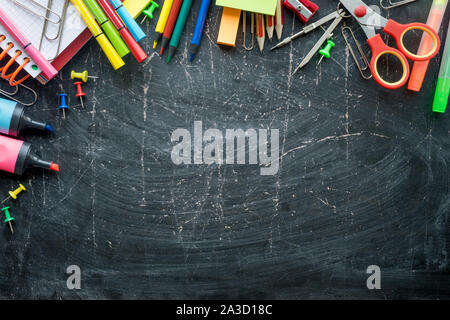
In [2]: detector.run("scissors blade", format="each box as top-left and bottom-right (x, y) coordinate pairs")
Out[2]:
(340, 0), (388, 39)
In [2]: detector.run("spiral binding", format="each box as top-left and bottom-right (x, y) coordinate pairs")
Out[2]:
(0, 34), (31, 86)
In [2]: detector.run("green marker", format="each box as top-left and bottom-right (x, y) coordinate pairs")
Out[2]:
(84, 0), (130, 58)
(167, 0), (193, 63)
(433, 23), (450, 113)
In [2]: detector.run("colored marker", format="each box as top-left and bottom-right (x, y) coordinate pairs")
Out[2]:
(97, 0), (148, 63)
(189, 0), (211, 62)
(70, 0), (124, 70)
(167, 0), (193, 63)
(153, 0), (174, 49)
(256, 14), (265, 52)
(432, 23), (450, 113)
(408, 0), (448, 92)
(0, 135), (59, 175)
(159, 0), (183, 56)
(266, 15), (274, 41)
(275, 0), (283, 40)
(109, 0), (146, 42)
(0, 97), (53, 137)
(84, 0), (130, 57)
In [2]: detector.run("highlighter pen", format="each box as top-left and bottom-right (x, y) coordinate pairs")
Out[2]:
(84, 0), (130, 57)
(153, 0), (174, 49)
(0, 8), (58, 80)
(109, 0), (146, 42)
(97, 0), (147, 63)
(70, 0), (124, 70)
(167, 0), (193, 63)
(0, 135), (59, 175)
(432, 24), (450, 113)
(189, 0), (211, 62)
(408, 0), (448, 92)
(0, 97), (53, 137)
(159, 0), (183, 56)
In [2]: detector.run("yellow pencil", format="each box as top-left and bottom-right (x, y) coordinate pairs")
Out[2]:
(153, 0), (175, 49)
(70, 0), (125, 70)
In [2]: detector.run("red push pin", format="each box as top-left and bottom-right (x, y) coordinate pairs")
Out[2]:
(74, 81), (85, 108)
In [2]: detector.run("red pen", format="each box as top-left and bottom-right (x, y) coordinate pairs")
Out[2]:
(160, 0), (183, 55)
(96, 0), (148, 63)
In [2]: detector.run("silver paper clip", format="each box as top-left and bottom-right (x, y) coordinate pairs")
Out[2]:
(243, 11), (255, 51)
(39, 0), (69, 60)
(341, 26), (372, 80)
(380, 0), (417, 9)
(10, 0), (61, 24)
(0, 79), (38, 106)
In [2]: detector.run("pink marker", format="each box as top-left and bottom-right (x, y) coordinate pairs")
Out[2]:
(0, 7), (58, 80)
(0, 135), (59, 175)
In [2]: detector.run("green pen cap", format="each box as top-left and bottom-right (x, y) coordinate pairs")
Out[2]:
(84, 0), (130, 57)
(102, 21), (130, 57)
(432, 78), (450, 113)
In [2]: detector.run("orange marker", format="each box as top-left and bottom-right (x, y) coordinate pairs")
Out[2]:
(408, 0), (448, 92)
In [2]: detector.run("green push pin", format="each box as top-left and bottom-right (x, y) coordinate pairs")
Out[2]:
(2, 207), (14, 234)
(141, 1), (159, 24)
(318, 39), (335, 65)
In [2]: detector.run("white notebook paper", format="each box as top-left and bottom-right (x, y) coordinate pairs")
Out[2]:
(0, 0), (87, 76)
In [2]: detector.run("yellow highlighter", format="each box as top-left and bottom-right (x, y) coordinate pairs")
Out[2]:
(70, 0), (125, 70)
(153, 0), (174, 49)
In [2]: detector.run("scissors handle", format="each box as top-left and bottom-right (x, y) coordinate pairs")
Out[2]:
(367, 34), (410, 89)
(383, 19), (440, 62)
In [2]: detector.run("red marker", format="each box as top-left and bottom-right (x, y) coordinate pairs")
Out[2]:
(0, 135), (59, 175)
(159, 0), (183, 56)
(96, 0), (148, 63)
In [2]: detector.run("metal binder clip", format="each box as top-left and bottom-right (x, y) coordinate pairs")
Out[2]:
(11, 0), (61, 24)
(380, 0), (417, 9)
(341, 26), (372, 80)
(242, 12), (255, 51)
(0, 79), (38, 106)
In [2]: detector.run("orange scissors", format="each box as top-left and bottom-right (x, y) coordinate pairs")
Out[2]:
(340, 0), (440, 89)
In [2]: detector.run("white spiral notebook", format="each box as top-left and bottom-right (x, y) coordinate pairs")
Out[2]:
(0, 0), (86, 78)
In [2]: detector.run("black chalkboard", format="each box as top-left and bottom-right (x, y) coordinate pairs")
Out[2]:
(0, 0), (449, 299)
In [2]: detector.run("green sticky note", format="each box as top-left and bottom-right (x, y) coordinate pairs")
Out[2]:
(216, 0), (277, 15)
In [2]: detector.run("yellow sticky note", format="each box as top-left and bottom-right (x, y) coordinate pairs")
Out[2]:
(216, 0), (277, 15)
(217, 7), (241, 47)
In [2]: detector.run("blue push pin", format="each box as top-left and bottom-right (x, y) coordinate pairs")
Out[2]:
(58, 93), (69, 119)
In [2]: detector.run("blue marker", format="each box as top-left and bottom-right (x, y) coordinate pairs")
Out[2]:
(108, 0), (146, 42)
(189, 0), (211, 62)
(0, 97), (53, 137)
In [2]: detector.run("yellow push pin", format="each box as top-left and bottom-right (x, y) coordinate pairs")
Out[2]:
(1, 184), (26, 204)
(71, 70), (98, 83)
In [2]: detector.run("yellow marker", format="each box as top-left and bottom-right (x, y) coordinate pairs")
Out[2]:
(1, 184), (26, 204)
(153, 0), (174, 49)
(70, 0), (125, 70)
